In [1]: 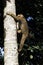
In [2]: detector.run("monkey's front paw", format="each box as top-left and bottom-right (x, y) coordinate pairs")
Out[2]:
(17, 30), (21, 33)
(6, 12), (12, 16)
(18, 49), (22, 53)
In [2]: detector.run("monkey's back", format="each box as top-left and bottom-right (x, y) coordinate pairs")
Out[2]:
(20, 18), (29, 35)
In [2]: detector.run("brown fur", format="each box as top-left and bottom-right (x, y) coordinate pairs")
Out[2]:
(6, 12), (29, 52)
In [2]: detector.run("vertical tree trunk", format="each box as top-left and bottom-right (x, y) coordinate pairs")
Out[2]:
(4, 0), (19, 65)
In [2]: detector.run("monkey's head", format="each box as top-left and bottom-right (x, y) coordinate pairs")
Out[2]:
(18, 14), (24, 17)
(17, 14), (24, 20)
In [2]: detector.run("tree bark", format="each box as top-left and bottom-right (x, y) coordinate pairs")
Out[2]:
(4, 0), (19, 65)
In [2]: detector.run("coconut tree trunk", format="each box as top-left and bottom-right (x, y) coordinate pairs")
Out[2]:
(4, 0), (19, 65)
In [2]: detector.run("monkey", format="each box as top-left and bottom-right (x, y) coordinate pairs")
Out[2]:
(6, 12), (33, 52)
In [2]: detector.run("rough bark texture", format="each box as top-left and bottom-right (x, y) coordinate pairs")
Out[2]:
(4, 0), (19, 65)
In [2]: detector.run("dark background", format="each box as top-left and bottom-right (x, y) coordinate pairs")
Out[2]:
(0, 0), (43, 65)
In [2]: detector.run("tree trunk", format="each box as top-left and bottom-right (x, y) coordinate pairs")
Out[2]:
(4, 0), (19, 65)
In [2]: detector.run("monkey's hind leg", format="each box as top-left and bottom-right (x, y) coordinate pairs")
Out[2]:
(18, 33), (28, 52)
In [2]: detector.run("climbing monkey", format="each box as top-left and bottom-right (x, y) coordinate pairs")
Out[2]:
(6, 12), (32, 52)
